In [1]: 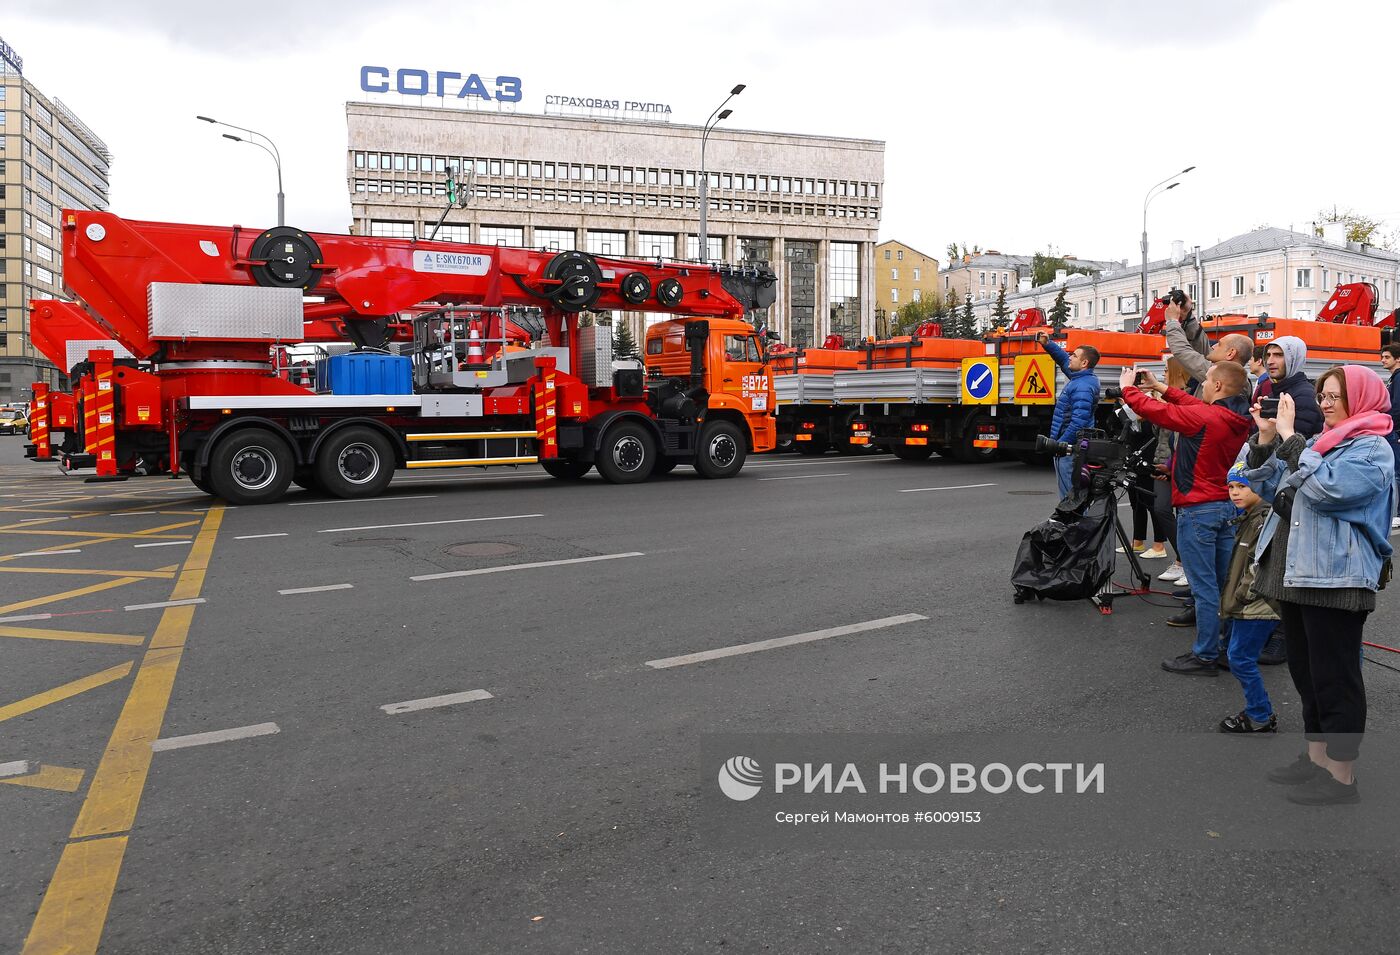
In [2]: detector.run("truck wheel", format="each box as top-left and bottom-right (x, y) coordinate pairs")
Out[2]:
(541, 459), (593, 480)
(651, 457), (678, 476)
(315, 427), (395, 498)
(208, 428), (294, 505)
(190, 471), (215, 496)
(951, 419), (998, 463)
(694, 420), (746, 479)
(292, 467), (322, 492)
(892, 443), (935, 462)
(595, 421), (655, 484)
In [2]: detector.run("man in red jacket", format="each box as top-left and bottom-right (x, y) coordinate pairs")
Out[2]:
(1118, 362), (1251, 676)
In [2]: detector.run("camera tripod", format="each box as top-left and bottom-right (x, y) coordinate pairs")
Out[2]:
(1091, 476), (1154, 615)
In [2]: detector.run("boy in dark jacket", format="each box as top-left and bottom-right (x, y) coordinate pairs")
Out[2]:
(1035, 331), (1101, 498)
(1119, 362), (1252, 676)
(1261, 336), (1323, 438)
(1218, 462), (1278, 733)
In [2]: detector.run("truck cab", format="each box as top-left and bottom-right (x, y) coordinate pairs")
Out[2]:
(644, 317), (777, 460)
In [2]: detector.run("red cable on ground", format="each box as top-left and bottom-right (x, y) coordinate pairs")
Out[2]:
(1363, 640), (1400, 655)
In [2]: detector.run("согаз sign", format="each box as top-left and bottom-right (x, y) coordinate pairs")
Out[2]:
(360, 66), (522, 103)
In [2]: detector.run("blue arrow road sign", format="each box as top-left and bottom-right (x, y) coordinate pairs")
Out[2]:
(964, 362), (993, 400)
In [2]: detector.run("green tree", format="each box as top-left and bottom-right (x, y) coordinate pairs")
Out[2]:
(613, 319), (638, 359)
(991, 285), (1011, 329)
(1031, 249), (1096, 287)
(1315, 207), (1393, 249)
(1047, 287), (1070, 329)
(946, 241), (983, 263)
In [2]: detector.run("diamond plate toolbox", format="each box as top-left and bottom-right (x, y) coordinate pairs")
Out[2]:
(66, 339), (135, 371)
(147, 282), (303, 340)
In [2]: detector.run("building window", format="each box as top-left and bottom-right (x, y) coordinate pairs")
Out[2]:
(534, 227), (574, 252)
(685, 235), (724, 261)
(896, 250), (904, 261)
(1187, 283), (1197, 300)
(1256, 272), (1270, 294)
(639, 232), (676, 259)
(1233, 276), (1245, 296)
(912, 289), (921, 303)
(891, 268), (898, 280)
(979, 271), (986, 286)
(829, 241), (861, 342)
(586, 230), (626, 256)
(913, 268), (921, 281)
(1296, 268), (1312, 289)
(1087, 300), (1095, 316)
(1209, 279), (1220, 299)
(432, 224), (471, 242)
(479, 225), (525, 247)
(891, 288), (899, 303)
(884, 249), (891, 260)
(369, 220), (415, 238)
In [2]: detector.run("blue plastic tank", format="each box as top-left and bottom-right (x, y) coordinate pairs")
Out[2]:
(316, 352), (413, 395)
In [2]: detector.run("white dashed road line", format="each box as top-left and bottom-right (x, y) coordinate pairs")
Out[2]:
(758, 473), (850, 482)
(11, 549), (82, 557)
(319, 513), (543, 534)
(645, 612), (929, 669)
(124, 598), (207, 612)
(152, 722), (281, 752)
(409, 552), (644, 582)
(897, 483), (998, 494)
(235, 533), (289, 540)
(380, 689), (494, 715)
(133, 540), (191, 548)
(278, 584), (355, 595)
(287, 495), (437, 507)
(0, 760), (33, 779)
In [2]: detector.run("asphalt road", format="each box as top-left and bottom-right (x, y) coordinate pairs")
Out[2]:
(3, 438), (1399, 954)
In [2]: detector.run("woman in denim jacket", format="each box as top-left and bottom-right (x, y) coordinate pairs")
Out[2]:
(1243, 365), (1395, 806)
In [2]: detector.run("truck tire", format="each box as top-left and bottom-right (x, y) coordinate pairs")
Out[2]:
(207, 427), (294, 506)
(541, 459), (593, 480)
(950, 418), (998, 464)
(694, 419), (746, 479)
(595, 421), (655, 484)
(892, 443), (935, 462)
(189, 471), (215, 496)
(292, 467), (321, 492)
(651, 457), (678, 476)
(314, 427), (395, 498)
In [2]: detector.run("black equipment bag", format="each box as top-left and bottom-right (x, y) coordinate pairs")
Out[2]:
(1010, 490), (1117, 601)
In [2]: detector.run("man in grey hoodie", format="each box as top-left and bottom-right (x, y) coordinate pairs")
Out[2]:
(1261, 336), (1323, 439)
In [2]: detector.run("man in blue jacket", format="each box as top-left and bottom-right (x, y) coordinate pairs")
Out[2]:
(1035, 331), (1102, 497)
(1261, 336), (1324, 438)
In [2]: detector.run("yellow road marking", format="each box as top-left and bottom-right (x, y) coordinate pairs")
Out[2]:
(1, 765), (86, 793)
(0, 662), (135, 723)
(0, 626), (145, 647)
(25, 506), (224, 950)
(0, 577), (144, 616)
(22, 836), (127, 954)
(0, 567), (176, 580)
(0, 528), (195, 540)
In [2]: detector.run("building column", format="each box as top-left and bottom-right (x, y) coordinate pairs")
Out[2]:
(860, 240), (876, 338)
(771, 236), (786, 341)
(816, 238), (831, 342)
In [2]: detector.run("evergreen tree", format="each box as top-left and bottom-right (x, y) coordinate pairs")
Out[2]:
(1048, 287), (1071, 329)
(991, 285), (1010, 329)
(613, 319), (638, 359)
(960, 295), (977, 339)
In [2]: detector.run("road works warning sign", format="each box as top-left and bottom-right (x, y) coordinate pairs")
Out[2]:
(1013, 354), (1055, 405)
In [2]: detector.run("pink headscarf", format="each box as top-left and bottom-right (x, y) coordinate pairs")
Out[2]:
(1311, 364), (1394, 456)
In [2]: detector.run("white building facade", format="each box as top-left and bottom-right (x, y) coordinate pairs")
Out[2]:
(346, 103), (884, 347)
(971, 227), (1400, 330)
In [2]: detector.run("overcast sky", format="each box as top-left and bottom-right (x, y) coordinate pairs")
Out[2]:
(8, 0), (1398, 266)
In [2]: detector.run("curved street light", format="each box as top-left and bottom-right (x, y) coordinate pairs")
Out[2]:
(197, 115), (285, 226)
(1140, 165), (1195, 314)
(698, 84), (745, 263)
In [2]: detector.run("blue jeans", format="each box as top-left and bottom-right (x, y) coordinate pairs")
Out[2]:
(1175, 499), (1237, 660)
(1227, 618), (1276, 722)
(1390, 436), (1400, 515)
(1055, 455), (1075, 498)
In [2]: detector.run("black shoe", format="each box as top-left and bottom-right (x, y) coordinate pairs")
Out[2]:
(1286, 772), (1360, 806)
(1258, 633), (1287, 666)
(1171, 587), (1193, 599)
(1216, 654), (1231, 671)
(1161, 652), (1219, 676)
(1219, 711), (1277, 733)
(1166, 609), (1197, 628)
(1266, 752), (1328, 785)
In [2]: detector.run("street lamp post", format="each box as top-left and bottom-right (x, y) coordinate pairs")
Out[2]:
(197, 115), (285, 226)
(698, 84), (744, 264)
(1140, 165), (1195, 315)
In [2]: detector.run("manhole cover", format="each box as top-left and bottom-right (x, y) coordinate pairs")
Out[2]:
(447, 541), (522, 558)
(1006, 490), (1053, 496)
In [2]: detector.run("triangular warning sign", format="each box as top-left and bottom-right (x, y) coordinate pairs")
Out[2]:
(1016, 357), (1052, 399)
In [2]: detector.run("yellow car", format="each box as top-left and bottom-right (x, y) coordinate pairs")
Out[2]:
(0, 408), (29, 436)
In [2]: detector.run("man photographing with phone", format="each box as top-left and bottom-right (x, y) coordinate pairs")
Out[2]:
(1035, 330), (1102, 498)
(1117, 362), (1252, 675)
